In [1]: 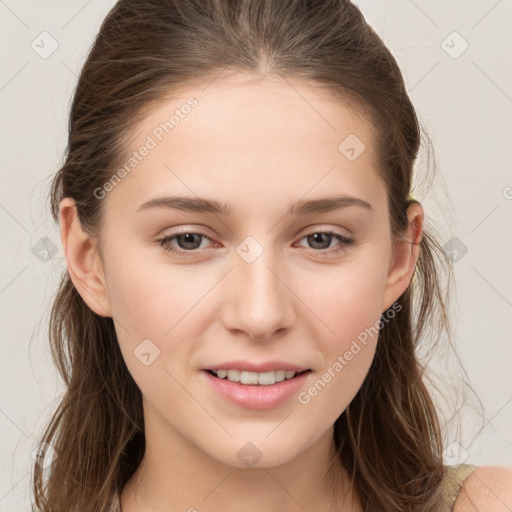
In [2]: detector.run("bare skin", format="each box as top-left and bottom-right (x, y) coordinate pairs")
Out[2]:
(59, 72), (425, 512)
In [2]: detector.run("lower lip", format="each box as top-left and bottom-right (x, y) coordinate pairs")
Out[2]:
(202, 370), (311, 410)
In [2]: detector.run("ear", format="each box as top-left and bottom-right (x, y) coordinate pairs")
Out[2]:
(59, 197), (112, 318)
(380, 201), (424, 313)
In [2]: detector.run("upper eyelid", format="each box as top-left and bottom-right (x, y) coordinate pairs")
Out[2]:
(159, 228), (352, 247)
(161, 223), (352, 238)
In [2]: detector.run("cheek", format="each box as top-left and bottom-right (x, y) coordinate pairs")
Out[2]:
(107, 264), (193, 413)
(103, 248), (211, 391)
(297, 262), (385, 404)
(298, 289), (381, 424)
(104, 242), (204, 336)
(302, 259), (386, 342)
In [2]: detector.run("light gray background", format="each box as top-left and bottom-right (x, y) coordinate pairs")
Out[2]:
(1, 0), (511, 509)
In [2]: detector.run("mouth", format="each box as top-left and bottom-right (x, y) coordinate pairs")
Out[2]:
(202, 367), (313, 409)
(204, 368), (312, 386)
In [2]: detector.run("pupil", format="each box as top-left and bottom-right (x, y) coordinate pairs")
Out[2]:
(309, 233), (331, 249)
(178, 233), (201, 249)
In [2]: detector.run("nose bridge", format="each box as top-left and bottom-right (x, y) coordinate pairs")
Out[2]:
(224, 235), (293, 339)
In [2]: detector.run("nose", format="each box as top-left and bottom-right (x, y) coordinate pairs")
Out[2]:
(221, 249), (296, 342)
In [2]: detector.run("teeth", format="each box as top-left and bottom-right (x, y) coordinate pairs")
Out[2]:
(241, 371), (259, 385)
(258, 371), (276, 385)
(227, 369), (240, 381)
(275, 370), (286, 382)
(211, 369), (301, 385)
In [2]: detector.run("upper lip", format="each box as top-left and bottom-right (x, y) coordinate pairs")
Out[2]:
(204, 360), (311, 373)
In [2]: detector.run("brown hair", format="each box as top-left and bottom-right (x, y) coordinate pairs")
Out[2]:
(33, 1), (479, 510)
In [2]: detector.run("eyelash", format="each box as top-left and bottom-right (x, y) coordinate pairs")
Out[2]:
(156, 230), (355, 258)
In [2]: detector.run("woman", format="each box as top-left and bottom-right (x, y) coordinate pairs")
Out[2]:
(32, 1), (512, 511)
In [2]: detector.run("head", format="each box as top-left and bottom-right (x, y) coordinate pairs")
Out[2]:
(34, 1), (453, 511)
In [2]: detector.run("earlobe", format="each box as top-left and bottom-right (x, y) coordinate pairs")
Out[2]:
(380, 202), (424, 313)
(59, 197), (112, 318)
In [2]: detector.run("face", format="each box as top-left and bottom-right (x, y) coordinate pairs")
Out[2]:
(60, 73), (421, 469)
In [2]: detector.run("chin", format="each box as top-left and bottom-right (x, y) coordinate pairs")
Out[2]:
(204, 436), (309, 470)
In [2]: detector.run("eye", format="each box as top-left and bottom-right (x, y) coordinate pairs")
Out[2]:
(156, 230), (355, 258)
(295, 231), (355, 256)
(157, 230), (214, 258)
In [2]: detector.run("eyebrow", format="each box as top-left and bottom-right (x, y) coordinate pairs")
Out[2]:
(136, 195), (373, 216)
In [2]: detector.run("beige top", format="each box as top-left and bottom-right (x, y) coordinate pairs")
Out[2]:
(108, 463), (479, 511)
(442, 463), (479, 510)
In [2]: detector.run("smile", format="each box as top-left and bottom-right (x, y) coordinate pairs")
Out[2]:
(206, 368), (311, 386)
(202, 368), (312, 409)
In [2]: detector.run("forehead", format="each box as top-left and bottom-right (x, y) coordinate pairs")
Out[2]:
(108, 74), (385, 213)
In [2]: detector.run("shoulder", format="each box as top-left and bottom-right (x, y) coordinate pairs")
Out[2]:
(453, 465), (512, 511)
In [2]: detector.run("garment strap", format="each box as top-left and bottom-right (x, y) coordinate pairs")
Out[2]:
(443, 463), (479, 510)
